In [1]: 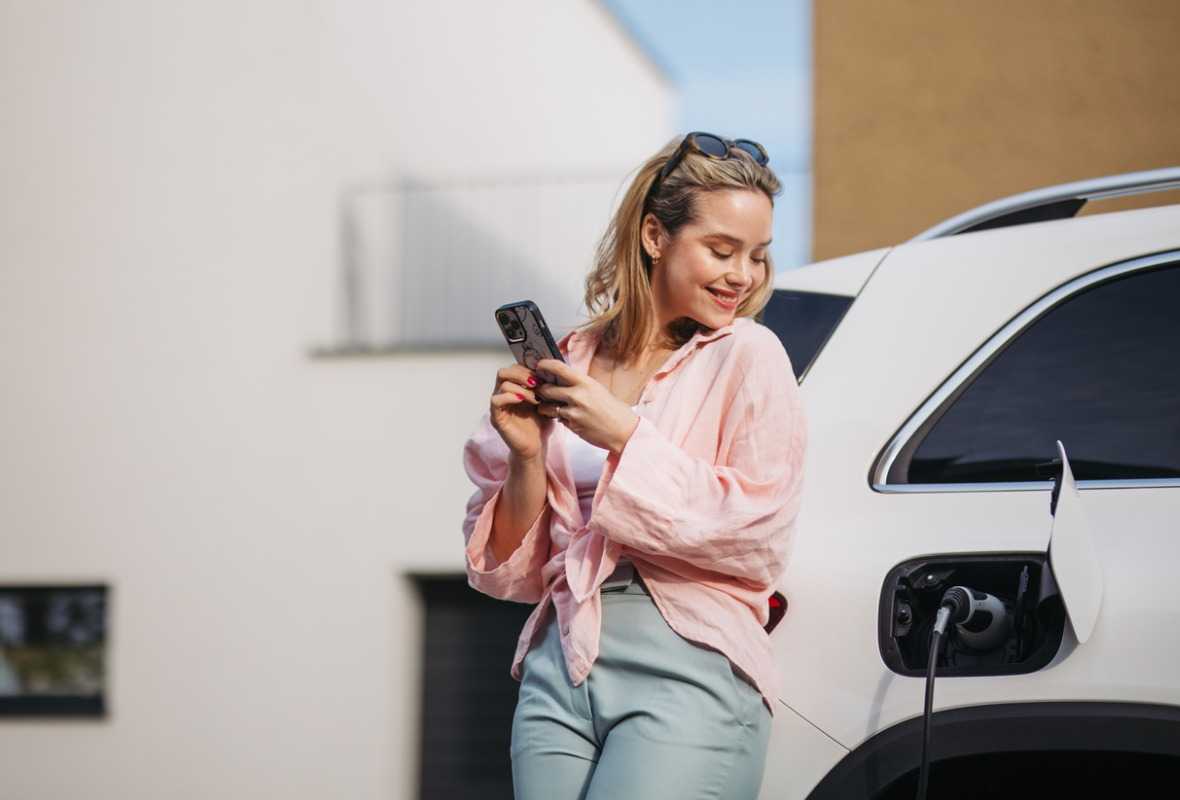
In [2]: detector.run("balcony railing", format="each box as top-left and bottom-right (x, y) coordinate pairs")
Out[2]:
(315, 172), (632, 355)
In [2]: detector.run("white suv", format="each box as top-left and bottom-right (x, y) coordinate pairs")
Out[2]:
(757, 168), (1180, 799)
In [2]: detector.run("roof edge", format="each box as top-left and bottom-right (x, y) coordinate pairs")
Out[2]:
(590, 0), (678, 88)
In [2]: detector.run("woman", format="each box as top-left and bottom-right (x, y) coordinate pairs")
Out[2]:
(461, 132), (807, 800)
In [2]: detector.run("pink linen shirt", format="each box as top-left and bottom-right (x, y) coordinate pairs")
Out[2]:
(460, 315), (807, 716)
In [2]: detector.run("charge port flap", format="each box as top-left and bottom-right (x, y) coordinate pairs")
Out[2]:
(1048, 440), (1104, 644)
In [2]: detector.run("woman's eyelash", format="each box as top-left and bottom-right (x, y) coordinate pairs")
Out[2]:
(711, 247), (767, 264)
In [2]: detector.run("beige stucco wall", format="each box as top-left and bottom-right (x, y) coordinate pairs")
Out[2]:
(813, 0), (1180, 260)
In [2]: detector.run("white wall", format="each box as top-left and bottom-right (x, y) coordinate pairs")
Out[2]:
(0, 1), (672, 796)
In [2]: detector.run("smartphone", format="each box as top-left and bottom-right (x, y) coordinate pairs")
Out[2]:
(494, 300), (567, 387)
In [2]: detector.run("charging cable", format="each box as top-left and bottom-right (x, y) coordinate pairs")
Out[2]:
(917, 603), (952, 800)
(917, 586), (1009, 800)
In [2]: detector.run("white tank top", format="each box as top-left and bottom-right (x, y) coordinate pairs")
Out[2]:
(564, 405), (640, 527)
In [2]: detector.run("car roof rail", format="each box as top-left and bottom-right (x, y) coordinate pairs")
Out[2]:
(911, 166), (1180, 241)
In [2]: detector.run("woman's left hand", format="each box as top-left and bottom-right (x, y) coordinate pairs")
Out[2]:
(534, 359), (640, 455)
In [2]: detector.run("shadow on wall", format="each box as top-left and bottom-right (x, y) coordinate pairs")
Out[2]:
(334, 173), (627, 351)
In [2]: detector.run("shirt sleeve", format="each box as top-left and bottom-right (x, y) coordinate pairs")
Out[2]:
(461, 411), (552, 603)
(588, 332), (807, 589)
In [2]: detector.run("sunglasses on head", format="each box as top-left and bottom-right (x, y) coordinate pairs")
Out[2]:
(647, 131), (770, 203)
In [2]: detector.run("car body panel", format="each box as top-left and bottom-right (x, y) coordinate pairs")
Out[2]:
(766, 204), (1180, 760)
(756, 701), (849, 800)
(773, 247), (891, 298)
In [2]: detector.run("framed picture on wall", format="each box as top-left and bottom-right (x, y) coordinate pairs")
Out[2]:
(0, 584), (109, 716)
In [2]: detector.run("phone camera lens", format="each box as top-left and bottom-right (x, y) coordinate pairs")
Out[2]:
(498, 310), (528, 342)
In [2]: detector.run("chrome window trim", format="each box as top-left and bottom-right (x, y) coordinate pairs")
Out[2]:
(876, 478), (1180, 494)
(912, 167), (1180, 241)
(871, 249), (1180, 493)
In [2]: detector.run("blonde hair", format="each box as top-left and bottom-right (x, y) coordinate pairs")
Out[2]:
(580, 135), (782, 364)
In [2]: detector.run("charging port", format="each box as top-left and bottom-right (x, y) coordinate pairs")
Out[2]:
(879, 554), (1066, 677)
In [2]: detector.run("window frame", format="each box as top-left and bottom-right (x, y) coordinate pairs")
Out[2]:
(871, 249), (1180, 493)
(410, 573), (534, 798)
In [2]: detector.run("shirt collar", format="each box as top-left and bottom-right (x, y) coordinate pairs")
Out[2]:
(558, 317), (744, 377)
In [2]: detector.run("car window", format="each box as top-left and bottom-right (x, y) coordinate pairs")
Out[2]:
(901, 262), (1180, 484)
(760, 289), (854, 381)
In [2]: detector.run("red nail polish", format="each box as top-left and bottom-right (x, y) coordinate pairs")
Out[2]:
(515, 393), (525, 401)
(527, 376), (536, 386)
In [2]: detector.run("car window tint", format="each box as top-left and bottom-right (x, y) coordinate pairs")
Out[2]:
(905, 263), (1180, 483)
(760, 289), (854, 381)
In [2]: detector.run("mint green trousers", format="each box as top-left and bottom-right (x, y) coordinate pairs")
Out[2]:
(509, 573), (772, 800)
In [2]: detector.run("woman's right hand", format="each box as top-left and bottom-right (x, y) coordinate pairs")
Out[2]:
(489, 363), (547, 461)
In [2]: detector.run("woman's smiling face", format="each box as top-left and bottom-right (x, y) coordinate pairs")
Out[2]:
(643, 188), (773, 332)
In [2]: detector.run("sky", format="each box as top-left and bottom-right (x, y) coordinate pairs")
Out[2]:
(602, 0), (813, 268)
